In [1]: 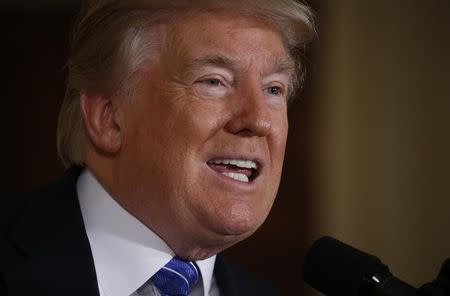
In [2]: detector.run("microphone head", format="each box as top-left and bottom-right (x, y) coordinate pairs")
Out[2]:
(438, 258), (450, 279)
(437, 258), (450, 293)
(303, 236), (389, 295)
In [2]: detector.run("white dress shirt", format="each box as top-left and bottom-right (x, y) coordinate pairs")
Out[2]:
(77, 169), (219, 296)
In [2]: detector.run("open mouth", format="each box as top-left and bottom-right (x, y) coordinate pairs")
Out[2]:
(207, 158), (260, 183)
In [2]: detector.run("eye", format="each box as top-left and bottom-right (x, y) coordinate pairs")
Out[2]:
(193, 76), (229, 99)
(202, 78), (223, 87)
(266, 86), (284, 96)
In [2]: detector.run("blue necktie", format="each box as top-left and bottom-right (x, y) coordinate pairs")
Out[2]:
(151, 256), (200, 296)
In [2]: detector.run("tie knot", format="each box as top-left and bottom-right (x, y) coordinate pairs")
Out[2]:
(151, 256), (200, 296)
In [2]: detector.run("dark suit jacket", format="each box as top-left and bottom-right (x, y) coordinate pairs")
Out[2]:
(0, 167), (279, 296)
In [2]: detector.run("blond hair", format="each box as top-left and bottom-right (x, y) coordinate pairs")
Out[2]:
(57, 0), (316, 167)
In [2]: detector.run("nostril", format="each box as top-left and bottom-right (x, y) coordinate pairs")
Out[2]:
(225, 117), (271, 137)
(236, 128), (254, 137)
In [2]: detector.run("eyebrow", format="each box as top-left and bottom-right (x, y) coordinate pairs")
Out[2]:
(187, 54), (296, 77)
(271, 56), (296, 77)
(187, 54), (236, 72)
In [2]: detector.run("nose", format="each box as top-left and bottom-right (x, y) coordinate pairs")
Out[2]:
(224, 85), (272, 137)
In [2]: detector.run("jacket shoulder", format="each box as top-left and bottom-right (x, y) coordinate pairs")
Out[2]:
(1, 191), (30, 228)
(0, 191), (31, 276)
(0, 167), (82, 261)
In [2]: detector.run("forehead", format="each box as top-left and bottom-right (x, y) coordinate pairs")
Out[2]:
(163, 10), (290, 70)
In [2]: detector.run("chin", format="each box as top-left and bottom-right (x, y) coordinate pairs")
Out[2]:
(169, 203), (271, 260)
(213, 204), (267, 238)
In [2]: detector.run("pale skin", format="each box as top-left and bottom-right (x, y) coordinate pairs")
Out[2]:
(81, 10), (293, 260)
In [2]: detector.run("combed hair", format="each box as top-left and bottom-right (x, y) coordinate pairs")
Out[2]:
(57, 0), (316, 168)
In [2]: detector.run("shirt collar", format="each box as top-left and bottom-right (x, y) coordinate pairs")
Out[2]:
(77, 169), (216, 296)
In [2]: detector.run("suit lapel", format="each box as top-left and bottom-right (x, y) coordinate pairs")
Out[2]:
(214, 255), (239, 296)
(213, 254), (281, 296)
(3, 167), (99, 296)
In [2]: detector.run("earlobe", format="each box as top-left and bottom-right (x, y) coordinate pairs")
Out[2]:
(80, 92), (122, 154)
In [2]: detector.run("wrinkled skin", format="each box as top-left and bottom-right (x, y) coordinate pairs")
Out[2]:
(86, 10), (293, 260)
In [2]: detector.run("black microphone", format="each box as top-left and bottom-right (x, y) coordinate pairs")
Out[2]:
(303, 236), (417, 295)
(419, 258), (450, 296)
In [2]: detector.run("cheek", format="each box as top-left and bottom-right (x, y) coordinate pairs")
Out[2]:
(271, 113), (289, 160)
(265, 113), (288, 190)
(167, 96), (227, 148)
(121, 90), (226, 183)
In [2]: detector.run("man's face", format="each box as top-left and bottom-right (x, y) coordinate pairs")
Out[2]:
(114, 10), (291, 258)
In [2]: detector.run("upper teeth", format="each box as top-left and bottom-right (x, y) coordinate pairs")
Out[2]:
(211, 159), (257, 169)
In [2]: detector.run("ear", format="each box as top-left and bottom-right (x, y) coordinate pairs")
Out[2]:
(80, 92), (122, 154)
